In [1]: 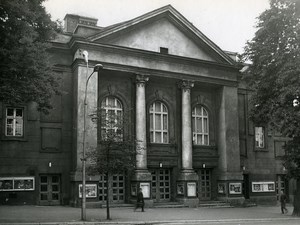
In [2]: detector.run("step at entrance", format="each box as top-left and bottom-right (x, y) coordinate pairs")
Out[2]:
(153, 201), (187, 208)
(198, 201), (232, 208)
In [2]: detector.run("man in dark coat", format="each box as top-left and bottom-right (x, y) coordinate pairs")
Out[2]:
(135, 188), (145, 212)
(280, 191), (288, 214)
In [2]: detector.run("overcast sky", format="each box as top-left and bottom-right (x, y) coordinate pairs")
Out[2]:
(43, 0), (270, 53)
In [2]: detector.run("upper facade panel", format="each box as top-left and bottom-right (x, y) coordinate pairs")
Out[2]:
(96, 17), (215, 62)
(84, 5), (235, 65)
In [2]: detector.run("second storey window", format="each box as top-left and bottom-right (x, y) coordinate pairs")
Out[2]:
(6, 108), (23, 137)
(255, 126), (265, 148)
(149, 101), (168, 143)
(192, 105), (209, 145)
(100, 96), (123, 140)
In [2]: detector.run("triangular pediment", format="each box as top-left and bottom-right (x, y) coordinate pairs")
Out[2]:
(87, 5), (235, 65)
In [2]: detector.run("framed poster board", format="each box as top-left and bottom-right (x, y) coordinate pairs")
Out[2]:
(177, 183), (184, 195)
(218, 183), (226, 194)
(252, 182), (275, 192)
(131, 184), (137, 196)
(0, 177), (34, 191)
(140, 182), (150, 198)
(79, 184), (97, 198)
(187, 182), (197, 197)
(229, 183), (242, 194)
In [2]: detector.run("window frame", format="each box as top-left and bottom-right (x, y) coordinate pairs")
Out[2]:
(5, 107), (24, 137)
(100, 96), (123, 141)
(255, 126), (266, 150)
(192, 105), (209, 146)
(149, 101), (169, 144)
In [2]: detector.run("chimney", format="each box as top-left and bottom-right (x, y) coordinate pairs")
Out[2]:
(64, 14), (98, 33)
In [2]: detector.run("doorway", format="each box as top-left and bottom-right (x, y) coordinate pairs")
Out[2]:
(150, 169), (171, 202)
(198, 169), (211, 200)
(39, 174), (61, 205)
(243, 174), (250, 199)
(98, 174), (125, 203)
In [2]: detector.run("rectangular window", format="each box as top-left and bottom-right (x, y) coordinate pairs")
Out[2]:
(5, 108), (24, 137)
(255, 127), (265, 148)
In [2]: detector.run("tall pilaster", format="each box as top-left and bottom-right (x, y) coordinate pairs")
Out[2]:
(177, 80), (198, 207)
(217, 86), (244, 204)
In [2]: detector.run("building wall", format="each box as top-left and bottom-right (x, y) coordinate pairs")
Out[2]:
(238, 90), (289, 204)
(0, 67), (73, 205)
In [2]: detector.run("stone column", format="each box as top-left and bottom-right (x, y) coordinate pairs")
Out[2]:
(181, 80), (194, 171)
(131, 74), (153, 206)
(135, 74), (149, 170)
(177, 80), (198, 207)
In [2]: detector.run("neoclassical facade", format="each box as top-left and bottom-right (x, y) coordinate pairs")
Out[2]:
(0, 5), (292, 206)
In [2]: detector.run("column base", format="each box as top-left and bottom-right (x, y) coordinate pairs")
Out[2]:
(130, 169), (153, 207)
(131, 169), (152, 181)
(217, 172), (244, 206)
(176, 169), (198, 207)
(177, 169), (198, 181)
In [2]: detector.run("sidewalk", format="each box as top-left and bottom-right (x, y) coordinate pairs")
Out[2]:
(0, 204), (299, 225)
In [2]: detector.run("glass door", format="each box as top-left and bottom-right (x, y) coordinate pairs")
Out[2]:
(39, 174), (60, 205)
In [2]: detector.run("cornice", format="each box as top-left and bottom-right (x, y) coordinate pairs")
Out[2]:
(69, 40), (240, 72)
(76, 60), (239, 87)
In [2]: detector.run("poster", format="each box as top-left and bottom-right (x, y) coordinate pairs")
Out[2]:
(0, 177), (34, 191)
(252, 182), (275, 192)
(177, 183), (184, 195)
(140, 182), (150, 198)
(229, 183), (242, 194)
(79, 184), (97, 198)
(187, 182), (197, 197)
(218, 183), (226, 194)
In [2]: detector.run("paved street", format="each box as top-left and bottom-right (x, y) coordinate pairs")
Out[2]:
(0, 204), (299, 225)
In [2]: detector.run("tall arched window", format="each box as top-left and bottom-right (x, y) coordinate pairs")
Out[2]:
(149, 101), (168, 143)
(192, 105), (209, 145)
(100, 96), (123, 140)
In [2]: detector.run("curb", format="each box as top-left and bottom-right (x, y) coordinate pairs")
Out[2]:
(0, 217), (299, 225)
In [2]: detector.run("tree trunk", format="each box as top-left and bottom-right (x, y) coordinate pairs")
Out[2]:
(292, 179), (300, 217)
(106, 172), (111, 220)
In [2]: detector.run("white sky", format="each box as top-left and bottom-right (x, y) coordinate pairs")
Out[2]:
(43, 0), (270, 53)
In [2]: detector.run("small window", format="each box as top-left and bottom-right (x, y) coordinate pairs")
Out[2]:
(149, 101), (168, 143)
(255, 127), (265, 148)
(5, 108), (24, 137)
(160, 47), (169, 54)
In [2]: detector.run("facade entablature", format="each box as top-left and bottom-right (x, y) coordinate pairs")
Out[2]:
(70, 41), (240, 87)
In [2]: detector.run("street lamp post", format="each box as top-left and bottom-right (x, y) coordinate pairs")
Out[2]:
(81, 50), (103, 221)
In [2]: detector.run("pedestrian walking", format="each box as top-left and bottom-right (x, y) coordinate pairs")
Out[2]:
(280, 191), (288, 214)
(134, 188), (145, 212)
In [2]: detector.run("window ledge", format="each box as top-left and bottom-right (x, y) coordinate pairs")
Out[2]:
(148, 143), (175, 147)
(193, 145), (216, 149)
(1, 136), (27, 142)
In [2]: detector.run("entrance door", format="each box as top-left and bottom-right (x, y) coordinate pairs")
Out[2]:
(151, 169), (171, 202)
(39, 174), (61, 205)
(243, 174), (250, 199)
(198, 169), (211, 200)
(98, 174), (125, 203)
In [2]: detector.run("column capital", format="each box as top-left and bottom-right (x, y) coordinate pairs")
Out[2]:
(136, 74), (149, 87)
(178, 80), (194, 92)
